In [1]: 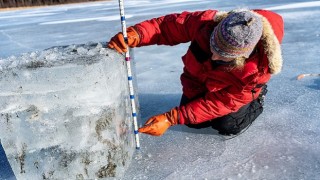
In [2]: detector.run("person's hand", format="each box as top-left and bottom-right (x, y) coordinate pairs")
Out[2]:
(138, 108), (179, 136)
(107, 26), (140, 53)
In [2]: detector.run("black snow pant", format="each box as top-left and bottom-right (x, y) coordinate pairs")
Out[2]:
(180, 85), (267, 136)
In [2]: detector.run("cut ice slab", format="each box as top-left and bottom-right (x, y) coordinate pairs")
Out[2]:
(0, 42), (137, 179)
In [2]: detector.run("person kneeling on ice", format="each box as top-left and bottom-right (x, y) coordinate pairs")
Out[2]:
(108, 9), (284, 136)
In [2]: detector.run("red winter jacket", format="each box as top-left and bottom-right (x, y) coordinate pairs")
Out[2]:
(133, 9), (284, 125)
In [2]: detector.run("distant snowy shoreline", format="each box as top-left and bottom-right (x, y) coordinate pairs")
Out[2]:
(0, 0), (109, 11)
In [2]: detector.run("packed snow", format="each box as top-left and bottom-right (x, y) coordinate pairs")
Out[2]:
(1, 0), (320, 179)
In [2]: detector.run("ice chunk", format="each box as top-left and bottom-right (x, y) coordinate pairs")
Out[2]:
(0, 42), (137, 179)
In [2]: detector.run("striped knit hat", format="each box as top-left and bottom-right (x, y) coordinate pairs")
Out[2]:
(210, 10), (263, 58)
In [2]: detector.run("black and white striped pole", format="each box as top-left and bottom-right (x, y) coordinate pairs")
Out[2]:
(118, 0), (140, 149)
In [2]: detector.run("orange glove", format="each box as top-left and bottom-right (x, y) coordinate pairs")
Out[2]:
(138, 108), (179, 136)
(107, 26), (140, 53)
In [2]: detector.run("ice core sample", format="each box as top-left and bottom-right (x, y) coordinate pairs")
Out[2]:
(0, 42), (136, 179)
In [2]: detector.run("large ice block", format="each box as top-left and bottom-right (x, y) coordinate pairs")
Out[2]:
(0, 43), (136, 179)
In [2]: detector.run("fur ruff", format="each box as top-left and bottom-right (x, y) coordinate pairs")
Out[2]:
(214, 11), (283, 74)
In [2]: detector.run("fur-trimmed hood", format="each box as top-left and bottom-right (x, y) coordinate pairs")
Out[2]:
(214, 10), (284, 74)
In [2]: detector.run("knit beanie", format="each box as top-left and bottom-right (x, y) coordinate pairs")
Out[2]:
(210, 10), (263, 58)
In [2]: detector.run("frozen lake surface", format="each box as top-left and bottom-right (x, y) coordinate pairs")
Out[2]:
(1, 0), (320, 179)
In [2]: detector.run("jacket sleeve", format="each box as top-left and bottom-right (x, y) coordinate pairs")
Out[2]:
(178, 71), (257, 125)
(133, 10), (217, 46)
(178, 87), (235, 125)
